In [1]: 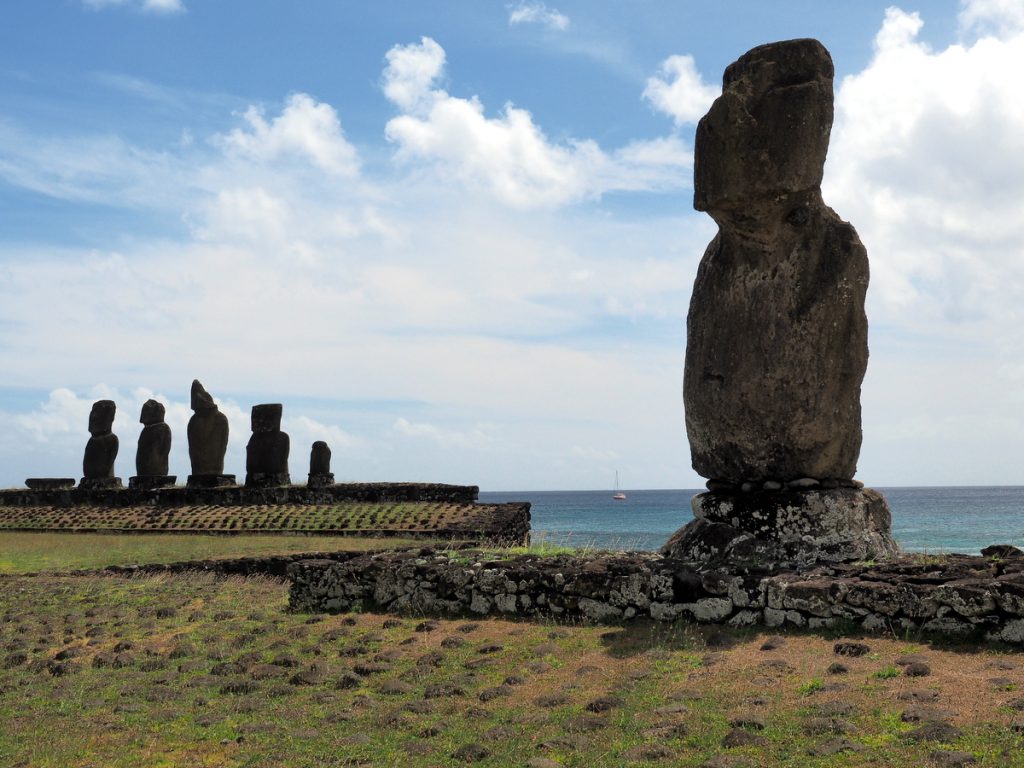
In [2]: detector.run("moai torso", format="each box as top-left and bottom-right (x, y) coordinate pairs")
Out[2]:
(187, 380), (229, 476)
(245, 403), (290, 484)
(683, 39), (868, 485)
(83, 400), (118, 479)
(136, 399), (171, 476)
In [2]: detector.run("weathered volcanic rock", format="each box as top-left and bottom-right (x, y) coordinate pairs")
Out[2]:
(662, 488), (899, 567)
(81, 400), (121, 489)
(245, 404), (290, 487)
(684, 38), (868, 484)
(187, 380), (232, 485)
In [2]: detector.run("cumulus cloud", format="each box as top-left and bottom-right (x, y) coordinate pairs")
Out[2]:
(507, 1), (570, 31)
(216, 93), (360, 177)
(959, 0), (1024, 37)
(382, 37), (690, 207)
(643, 54), (719, 126)
(826, 5), (1024, 336)
(84, 0), (185, 14)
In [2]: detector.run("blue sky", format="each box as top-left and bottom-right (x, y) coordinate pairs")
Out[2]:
(2, 0), (1023, 490)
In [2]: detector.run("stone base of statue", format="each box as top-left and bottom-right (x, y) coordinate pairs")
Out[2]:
(307, 473), (335, 488)
(26, 478), (76, 491)
(78, 477), (123, 491)
(187, 474), (236, 488)
(129, 475), (177, 490)
(662, 487), (899, 569)
(245, 472), (291, 488)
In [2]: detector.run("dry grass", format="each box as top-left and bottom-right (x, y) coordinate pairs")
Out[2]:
(0, 531), (428, 574)
(3, 572), (1024, 767)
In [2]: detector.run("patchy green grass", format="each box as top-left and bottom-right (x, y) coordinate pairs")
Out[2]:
(874, 665), (901, 679)
(3, 573), (1024, 767)
(0, 531), (429, 574)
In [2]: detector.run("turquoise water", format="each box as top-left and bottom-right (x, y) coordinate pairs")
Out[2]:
(478, 486), (1024, 555)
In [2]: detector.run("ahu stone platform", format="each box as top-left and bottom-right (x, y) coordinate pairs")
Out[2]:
(0, 481), (480, 508)
(0, 483), (530, 545)
(288, 546), (1024, 646)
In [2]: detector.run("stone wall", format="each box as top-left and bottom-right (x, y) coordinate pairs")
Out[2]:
(287, 547), (1024, 645)
(0, 482), (479, 508)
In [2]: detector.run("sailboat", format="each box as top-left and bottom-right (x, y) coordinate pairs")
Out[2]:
(612, 470), (626, 501)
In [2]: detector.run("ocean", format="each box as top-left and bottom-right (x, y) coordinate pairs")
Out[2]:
(478, 486), (1024, 555)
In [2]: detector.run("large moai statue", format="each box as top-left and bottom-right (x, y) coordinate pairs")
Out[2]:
(245, 404), (290, 487)
(80, 399), (121, 490)
(664, 39), (899, 567)
(307, 441), (334, 487)
(186, 379), (235, 488)
(129, 399), (175, 489)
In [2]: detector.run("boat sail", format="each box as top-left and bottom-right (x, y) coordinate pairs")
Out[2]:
(613, 470), (626, 501)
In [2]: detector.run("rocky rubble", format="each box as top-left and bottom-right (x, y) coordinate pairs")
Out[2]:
(288, 546), (1024, 645)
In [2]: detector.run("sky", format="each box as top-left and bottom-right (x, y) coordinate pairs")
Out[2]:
(1, 0), (1023, 492)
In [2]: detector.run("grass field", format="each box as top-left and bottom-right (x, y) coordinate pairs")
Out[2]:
(3, 572), (1024, 767)
(0, 532), (429, 575)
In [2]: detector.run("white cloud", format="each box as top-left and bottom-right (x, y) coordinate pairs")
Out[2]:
(382, 37), (690, 207)
(84, 0), (185, 14)
(959, 0), (1024, 37)
(508, 2), (570, 31)
(826, 5), (1024, 337)
(643, 54), (720, 126)
(216, 93), (360, 177)
(382, 37), (448, 114)
(393, 417), (494, 450)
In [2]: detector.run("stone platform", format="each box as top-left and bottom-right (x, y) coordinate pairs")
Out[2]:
(287, 545), (1024, 645)
(662, 488), (900, 568)
(0, 481), (480, 508)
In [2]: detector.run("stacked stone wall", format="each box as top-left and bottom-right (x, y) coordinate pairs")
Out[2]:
(287, 548), (1024, 645)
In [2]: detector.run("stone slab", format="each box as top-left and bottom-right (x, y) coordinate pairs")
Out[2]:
(187, 474), (237, 488)
(128, 475), (177, 490)
(78, 477), (123, 491)
(25, 478), (76, 491)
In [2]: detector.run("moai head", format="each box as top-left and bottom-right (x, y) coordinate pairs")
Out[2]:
(693, 38), (834, 222)
(139, 399), (166, 426)
(190, 379), (217, 412)
(88, 400), (116, 437)
(251, 404), (283, 433)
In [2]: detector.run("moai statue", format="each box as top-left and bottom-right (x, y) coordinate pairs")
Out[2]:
(307, 441), (334, 487)
(186, 379), (234, 487)
(245, 404), (290, 487)
(129, 399), (175, 489)
(80, 399), (121, 490)
(664, 39), (898, 567)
